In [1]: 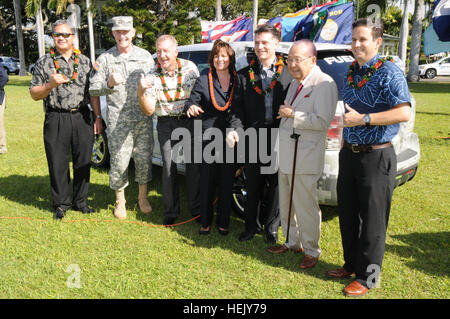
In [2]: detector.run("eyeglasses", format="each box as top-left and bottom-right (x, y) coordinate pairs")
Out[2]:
(51, 32), (74, 39)
(286, 56), (313, 65)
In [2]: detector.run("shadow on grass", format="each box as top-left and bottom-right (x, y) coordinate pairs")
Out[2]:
(0, 174), (112, 216)
(138, 171), (343, 278)
(386, 232), (450, 278)
(408, 82), (450, 94)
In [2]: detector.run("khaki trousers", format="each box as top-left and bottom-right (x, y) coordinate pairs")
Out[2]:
(279, 172), (322, 258)
(0, 95), (6, 152)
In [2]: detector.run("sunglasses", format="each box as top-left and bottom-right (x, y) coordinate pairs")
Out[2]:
(52, 32), (74, 38)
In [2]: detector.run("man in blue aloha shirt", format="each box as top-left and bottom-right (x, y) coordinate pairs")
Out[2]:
(326, 18), (411, 297)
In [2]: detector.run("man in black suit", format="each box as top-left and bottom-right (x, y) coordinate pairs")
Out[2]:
(228, 24), (291, 242)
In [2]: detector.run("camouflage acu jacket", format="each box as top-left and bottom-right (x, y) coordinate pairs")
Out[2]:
(89, 45), (154, 127)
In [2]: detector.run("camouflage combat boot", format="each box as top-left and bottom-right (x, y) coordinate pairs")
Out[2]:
(114, 189), (127, 220)
(138, 184), (152, 214)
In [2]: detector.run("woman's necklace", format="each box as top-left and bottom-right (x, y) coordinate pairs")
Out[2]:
(208, 68), (236, 112)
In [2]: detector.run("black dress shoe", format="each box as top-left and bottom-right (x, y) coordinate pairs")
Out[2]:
(73, 206), (95, 214)
(238, 231), (255, 241)
(265, 231), (278, 244)
(163, 216), (176, 227)
(53, 207), (66, 220)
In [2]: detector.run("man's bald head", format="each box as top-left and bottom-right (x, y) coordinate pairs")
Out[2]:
(287, 39), (317, 82)
(290, 39), (317, 58)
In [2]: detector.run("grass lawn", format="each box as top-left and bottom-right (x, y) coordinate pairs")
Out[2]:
(0, 76), (448, 299)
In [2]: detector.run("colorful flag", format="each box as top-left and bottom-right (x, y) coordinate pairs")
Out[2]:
(313, 2), (354, 44)
(202, 16), (253, 43)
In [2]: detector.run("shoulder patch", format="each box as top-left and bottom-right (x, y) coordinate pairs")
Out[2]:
(93, 62), (100, 71)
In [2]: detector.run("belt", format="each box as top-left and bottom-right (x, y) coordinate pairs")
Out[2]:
(344, 141), (392, 153)
(48, 108), (80, 113)
(158, 113), (187, 120)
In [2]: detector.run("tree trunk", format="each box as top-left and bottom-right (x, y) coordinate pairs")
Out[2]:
(398, 0), (410, 64)
(13, 0), (27, 75)
(407, 0), (423, 82)
(215, 0), (222, 21)
(253, 0), (258, 35)
(36, 6), (45, 58)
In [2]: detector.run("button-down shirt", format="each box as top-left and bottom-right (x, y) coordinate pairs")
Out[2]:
(259, 59), (277, 124)
(342, 54), (411, 144)
(30, 49), (92, 112)
(144, 58), (199, 117)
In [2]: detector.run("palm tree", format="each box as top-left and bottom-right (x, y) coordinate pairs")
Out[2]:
(407, 0), (423, 82)
(13, 0), (27, 75)
(25, 0), (46, 57)
(398, 0), (411, 64)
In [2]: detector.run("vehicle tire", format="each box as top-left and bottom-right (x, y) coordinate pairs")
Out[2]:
(14, 69), (19, 75)
(425, 69), (436, 79)
(231, 166), (246, 219)
(91, 130), (110, 168)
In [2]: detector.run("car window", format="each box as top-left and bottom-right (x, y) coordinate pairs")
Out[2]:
(187, 51), (210, 74)
(440, 58), (450, 64)
(317, 52), (354, 99)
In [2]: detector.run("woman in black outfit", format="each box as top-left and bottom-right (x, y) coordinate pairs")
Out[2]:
(185, 40), (238, 236)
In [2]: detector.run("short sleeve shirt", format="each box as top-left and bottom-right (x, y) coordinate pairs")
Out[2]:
(30, 49), (92, 112)
(342, 54), (411, 144)
(145, 59), (199, 117)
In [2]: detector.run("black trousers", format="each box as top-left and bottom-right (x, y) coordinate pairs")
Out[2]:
(337, 146), (396, 284)
(243, 126), (280, 235)
(43, 110), (94, 210)
(199, 137), (235, 229)
(157, 117), (201, 219)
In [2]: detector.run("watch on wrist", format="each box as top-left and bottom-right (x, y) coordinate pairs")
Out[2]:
(95, 114), (102, 119)
(363, 113), (371, 127)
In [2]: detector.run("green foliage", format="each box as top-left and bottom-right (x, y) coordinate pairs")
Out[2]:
(101, 0), (201, 52)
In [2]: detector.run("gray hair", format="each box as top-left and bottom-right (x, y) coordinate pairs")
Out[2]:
(52, 19), (75, 34)
(156, 34), (178, 48)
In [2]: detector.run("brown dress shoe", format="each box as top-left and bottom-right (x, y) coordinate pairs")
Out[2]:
(299, 254), (318, 269)
(266, 244), (304, 254)
(343, 280), (369, 297)
(326, 267), (355, 279)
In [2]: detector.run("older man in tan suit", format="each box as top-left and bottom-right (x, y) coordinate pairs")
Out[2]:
(267, 39), (338, 269)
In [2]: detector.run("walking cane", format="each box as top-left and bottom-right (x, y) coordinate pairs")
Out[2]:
(285, 129), (300, 245)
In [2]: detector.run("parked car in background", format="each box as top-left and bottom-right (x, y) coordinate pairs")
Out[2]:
(419, 55), (450, 79)
(92, 42), (421, 218)
(0, 56), (20, 74)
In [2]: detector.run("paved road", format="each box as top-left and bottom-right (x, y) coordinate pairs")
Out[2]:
(418, 76), (450, 82)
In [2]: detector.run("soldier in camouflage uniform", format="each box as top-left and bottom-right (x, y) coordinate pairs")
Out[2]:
(89, 16), (155, 220)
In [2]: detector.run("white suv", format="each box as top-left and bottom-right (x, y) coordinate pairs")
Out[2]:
(92, 42), (421, 217)
(419, 56), (450, 79)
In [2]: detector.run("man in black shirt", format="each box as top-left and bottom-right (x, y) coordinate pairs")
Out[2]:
(30, 20), (102, 219)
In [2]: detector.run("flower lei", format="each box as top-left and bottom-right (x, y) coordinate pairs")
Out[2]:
(50, 47), (80, 85)
(157, 58), (183, 102)
(208, 68), (236, 112)
(347, 56), (394, 89)
(248, 56), (284, 95)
